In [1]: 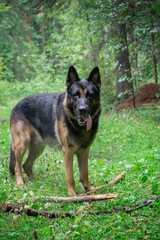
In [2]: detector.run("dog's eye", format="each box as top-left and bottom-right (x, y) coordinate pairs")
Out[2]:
(73, 92), (80, 99)
(87, 92), (93, 100)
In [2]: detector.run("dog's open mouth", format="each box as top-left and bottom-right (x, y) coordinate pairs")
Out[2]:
(78, 115), (92, 131)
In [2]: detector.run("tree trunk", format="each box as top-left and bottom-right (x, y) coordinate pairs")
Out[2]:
(24, 13), (31, 43)
(114, 23), (133, 102)
(151, 33), (158, 83)
(86, 12), (97, 65)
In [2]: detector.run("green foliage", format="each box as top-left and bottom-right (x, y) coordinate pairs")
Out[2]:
(0, 0), (159, 104)
(0, 1), (39, 82)
(0, 57), (7, 81)
(0, 100), (160, 239)
(0, 75), (66, 105)
(0, 2), (10, 12)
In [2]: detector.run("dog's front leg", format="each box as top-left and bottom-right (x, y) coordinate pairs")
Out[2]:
(62, 146), (77, 196)
(77, 147), (94, 192)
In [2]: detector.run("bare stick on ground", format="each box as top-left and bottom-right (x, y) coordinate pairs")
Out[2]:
(8, 193), (118, 204)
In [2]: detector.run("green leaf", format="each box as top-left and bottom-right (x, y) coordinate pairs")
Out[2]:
(141, 175), (148, 183)
(152, 183), (159, 194)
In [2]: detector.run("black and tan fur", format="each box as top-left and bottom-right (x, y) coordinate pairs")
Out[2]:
(10, 66), (102, 195)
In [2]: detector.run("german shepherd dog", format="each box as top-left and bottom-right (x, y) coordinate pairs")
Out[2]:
(10, 66), (102, 195)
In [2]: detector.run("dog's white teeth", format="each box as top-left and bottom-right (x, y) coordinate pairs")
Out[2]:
(78, 116), (87, 126)
(80, 116), (87, 123)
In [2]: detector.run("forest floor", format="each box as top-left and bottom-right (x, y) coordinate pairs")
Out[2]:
(118, 83), (160, 110)
(0, 99), (160, 239)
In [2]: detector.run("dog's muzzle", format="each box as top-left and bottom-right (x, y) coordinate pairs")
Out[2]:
(78, 115), (92, 131)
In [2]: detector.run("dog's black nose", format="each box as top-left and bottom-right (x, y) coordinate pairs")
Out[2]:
(79, 105), (89, 115)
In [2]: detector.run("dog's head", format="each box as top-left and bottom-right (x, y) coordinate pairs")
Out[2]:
(65, 66), (101, 130)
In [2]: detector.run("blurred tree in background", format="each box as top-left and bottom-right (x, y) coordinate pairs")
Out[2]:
(0, 0), (159, 103)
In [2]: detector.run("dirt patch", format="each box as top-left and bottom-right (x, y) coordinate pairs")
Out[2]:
(117, 83), (160, 110)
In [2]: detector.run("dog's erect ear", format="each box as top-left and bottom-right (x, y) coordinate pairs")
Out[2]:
(66, 66), (80, 87)
(88, 67), (101, 88)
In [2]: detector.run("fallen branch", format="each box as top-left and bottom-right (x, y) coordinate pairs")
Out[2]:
(8, 193), (118, 204)
(81, 170), (125, 196)
(1, 198), (156, 218)
(1, 204), (72, 218)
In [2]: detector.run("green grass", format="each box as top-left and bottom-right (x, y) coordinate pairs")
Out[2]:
(0, 101), (160, 239)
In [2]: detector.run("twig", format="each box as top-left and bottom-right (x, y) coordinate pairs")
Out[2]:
(81, 170), (125, 196)
(8, 193), (118, 204)
(125, 201), (153, 213)
(108, 170), (125, 186)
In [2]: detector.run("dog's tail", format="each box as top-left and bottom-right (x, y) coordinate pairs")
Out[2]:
(10, 142), (16, 175)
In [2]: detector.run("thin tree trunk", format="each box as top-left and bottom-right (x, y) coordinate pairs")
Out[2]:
(86, 12), (97, 65)
(24, 13), (31, 43)
(151, 33), (158, 83)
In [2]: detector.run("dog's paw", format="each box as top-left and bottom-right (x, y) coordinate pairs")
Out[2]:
(84, 185), (94, 193)
(17, 180), (25, 187)
(68, 189), (78, 196)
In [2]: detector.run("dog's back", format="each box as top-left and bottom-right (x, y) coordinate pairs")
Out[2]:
(10, 92), (65, 177)
(10, 93), (64, 137)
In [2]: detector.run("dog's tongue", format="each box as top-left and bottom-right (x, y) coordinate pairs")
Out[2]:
(87, 115), (92, 131)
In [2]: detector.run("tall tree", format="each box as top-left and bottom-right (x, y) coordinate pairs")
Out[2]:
(102, 0), (134, 101)
(129, 0), (160, 85)
(111, 4), (133, 101)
